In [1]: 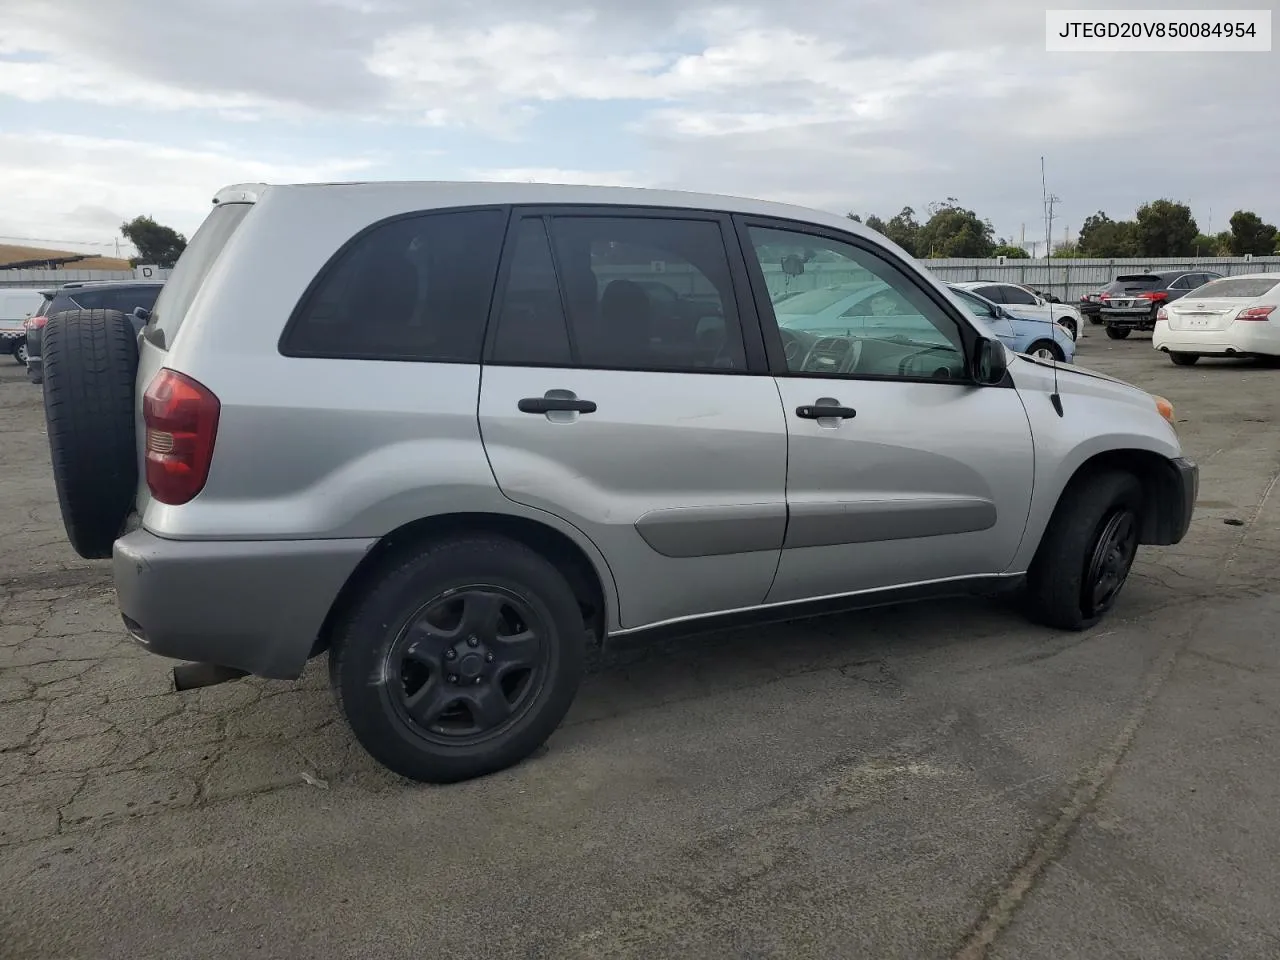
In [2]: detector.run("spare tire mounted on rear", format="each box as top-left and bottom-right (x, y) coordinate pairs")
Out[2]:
(42, 309), (141, 559)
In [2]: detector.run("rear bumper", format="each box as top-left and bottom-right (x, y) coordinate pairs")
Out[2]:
(1153, 322), (1280, 357)
(113, 529), (375, 680)
(26, 357), (42, 382)
(1102, 309), (1156, 328)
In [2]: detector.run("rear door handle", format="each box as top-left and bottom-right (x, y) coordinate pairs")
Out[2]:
(796, 399), (856, 420)
(518, 395), (597, 415)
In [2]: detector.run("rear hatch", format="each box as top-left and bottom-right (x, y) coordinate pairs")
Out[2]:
(1101, 275), (1161, 309)
(1164, 277), (1280, 331)
(133, 198), (255, 518)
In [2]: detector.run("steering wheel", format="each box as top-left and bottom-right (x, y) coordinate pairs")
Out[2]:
(779, 329), (802, 367)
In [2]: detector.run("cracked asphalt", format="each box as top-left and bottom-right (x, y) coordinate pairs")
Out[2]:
(3, 330), (1280, 959)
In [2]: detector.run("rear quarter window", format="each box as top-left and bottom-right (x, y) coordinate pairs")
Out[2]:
(281, 207), (507, 362)
(145, 201), (252, 346)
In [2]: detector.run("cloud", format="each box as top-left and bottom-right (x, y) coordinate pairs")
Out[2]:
(0, 0), (1277, 243)
(465, 167), (651, 188)
(0, 132), (379, 247)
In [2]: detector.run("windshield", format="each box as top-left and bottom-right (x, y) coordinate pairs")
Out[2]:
(1183, 277), (1280, 299)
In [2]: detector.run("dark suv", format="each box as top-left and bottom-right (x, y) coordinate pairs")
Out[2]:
(1099, 270), (1222, 339)
(25, 280), (163, 383)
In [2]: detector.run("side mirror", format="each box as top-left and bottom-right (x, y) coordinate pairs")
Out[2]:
(972, 336), (1008, 385)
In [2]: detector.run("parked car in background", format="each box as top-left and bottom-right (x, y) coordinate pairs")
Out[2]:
(0, 288), (45, 364)
(1098, 270), (1223, 340)
(946, 284), (1075, 362)
(951, 280), (1084, 341)
(1153, 273), (1280, 366)
(24, 280), (163, 384)
(1078, 289), (1105, 325)
(39, 180), (1196, 785)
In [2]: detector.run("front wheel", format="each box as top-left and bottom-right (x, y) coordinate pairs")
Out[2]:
(1169, 352), (1200, 366)
(1105, 325), (1131, 340)
(1026, 339), (1065, 362)
(1058, 318), (1078, 341)
(1024, 470), (1143, 630)
(330, 534), (587, 783)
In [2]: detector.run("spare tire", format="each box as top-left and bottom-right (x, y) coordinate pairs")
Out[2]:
(42, 309), (140, 559)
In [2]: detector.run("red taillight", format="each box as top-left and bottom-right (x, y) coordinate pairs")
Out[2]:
(25, 314), (47, 331)
(1237, 305), (1276, 321)
(1138, 291), (1169, 302)
(142, 369), (220, 505)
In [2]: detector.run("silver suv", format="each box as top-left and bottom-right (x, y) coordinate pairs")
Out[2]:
(41, 182), (1198, 783)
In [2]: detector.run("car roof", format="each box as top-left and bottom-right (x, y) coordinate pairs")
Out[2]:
(211, 180), (907, 255)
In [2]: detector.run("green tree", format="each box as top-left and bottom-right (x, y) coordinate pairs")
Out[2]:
(1078, 212), (1139, 258)
(1228, 210), (1279, 257)
(1133, 199), (1198, 257)
(880, 207), (921, 256)
(121, 215), (187, 268)
(1193, 233), (1228, 256)
(916, 199), (995, 258)
(1052, 240), (1086, 258)
(865, 214), (888, 234)
(991, 244), (1029, 259)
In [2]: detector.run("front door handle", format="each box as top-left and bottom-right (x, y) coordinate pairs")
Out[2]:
(518, 394), (597, 415)
(796, 398), (856, 420)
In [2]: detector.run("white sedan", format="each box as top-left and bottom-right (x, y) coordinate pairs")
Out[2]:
(1152, 273), (1280, 366)
(950, 280), (1085, 341)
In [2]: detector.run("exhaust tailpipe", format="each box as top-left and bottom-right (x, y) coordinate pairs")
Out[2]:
(172, 662), (250, 692)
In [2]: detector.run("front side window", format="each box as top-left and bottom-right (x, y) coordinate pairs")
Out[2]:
(745, 225), (968, 380)
(973, 285), (1005, 303)
(283, 208), (507, 362)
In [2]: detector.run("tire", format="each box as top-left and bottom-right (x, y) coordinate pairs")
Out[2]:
(1023, 470), (1143, 630)
(1169, 352), (1199, 366)
(1026, 339), (1064, 362)
(42, 310), (139, 559)
(1089, 314), (1104, 326)
(10, 340), (26, 364)
(330, 535), (587, 783)
(1059, 318), (1077, 341)
(1105, 325), (1131, 340)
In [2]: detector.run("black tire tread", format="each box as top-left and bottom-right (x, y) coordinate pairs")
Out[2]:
(42, 309), (139, 559)
(1024, 470), (1143, 631)
(1169, 352), (1199, 366)
(1025, 339), (1064, 361)
(330, 533), (586, 783)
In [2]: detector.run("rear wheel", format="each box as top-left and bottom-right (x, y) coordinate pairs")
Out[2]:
(330, 534), (587, 784)
(1105, 325), (1131, 340)
(1024, 470), (1143, 630)
(1169, 352), (1200, 366)
(1026, 340), (1064, 362)
(41, 310), (139, 559)
(11, 340), (27, 364)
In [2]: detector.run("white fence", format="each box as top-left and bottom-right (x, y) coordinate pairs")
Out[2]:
(919, 257), (1280, 302)
(3, 258), (1279, 303)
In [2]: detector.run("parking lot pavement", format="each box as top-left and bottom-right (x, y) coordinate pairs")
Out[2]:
(3, 331), (1280, 959)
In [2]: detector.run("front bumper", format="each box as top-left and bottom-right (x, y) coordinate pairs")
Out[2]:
(113, 529), (375, 680)
(1162, 457), (1198, 545)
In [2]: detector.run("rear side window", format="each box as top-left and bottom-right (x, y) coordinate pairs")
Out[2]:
(1000, 285), (1039, 305)
(146, 202), (251, 346)
(283, 208), (507, 362)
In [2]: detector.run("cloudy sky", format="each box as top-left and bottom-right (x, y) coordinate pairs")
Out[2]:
(1, 0), (1276, 256)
